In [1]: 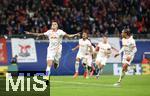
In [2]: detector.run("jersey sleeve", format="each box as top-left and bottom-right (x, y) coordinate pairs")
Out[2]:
(97, 42), (101, 47)
(87, 40), (92, 46)
(43, 30), (50, 36)
(59, 30), (66, 37)
(131, 39), (136, 47)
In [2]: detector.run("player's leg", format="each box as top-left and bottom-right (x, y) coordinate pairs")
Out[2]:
(45, 59), (53, 79)
(90, 64), (95, 77)
(44, 48), (55, 85)
(90, 57), (96, 77)
(86, 55), (93, 78)
(118, 55), (134, 82)
(54, 53), (61, 69)
(95, 60), (100, 78)
(114, 55), (134, 86)
(82, 63), (88, 78)
(44, 59), (53, 85)
(95, 57), (106, 79)
(114, 63), (128, 86)
(73, 57), (81, 78)
(96, 64), (104, 77)
(54, 46), (62, 69)
(118, 63), (128, 83)
(82, 57), (89, 79)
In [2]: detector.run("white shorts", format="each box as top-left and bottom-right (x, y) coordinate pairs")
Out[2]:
(47, 45), (62, 61)
(122, 54), (134, 65)
(83, 55), (92, 67)
(76, 52), (92, 67)
(76, 52), (85, 59)
(95, 54), (108, 65)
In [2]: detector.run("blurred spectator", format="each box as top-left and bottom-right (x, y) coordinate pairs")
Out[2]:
(0, 0), (149, 38)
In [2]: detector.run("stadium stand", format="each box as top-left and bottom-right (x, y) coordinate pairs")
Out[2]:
(0, 0), (149, 39)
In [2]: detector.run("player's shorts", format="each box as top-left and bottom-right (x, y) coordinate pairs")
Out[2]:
(76, 52), (92, 67)
(95, 54), (108, 65)
(46, 45), (62, 61)
(76, 52), (85, 59)
(82, 55), (92, 67)
(122, 54), (135, 65)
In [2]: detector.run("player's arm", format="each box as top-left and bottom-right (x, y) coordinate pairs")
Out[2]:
(130, 42), (137, 55)
(72, 45), (79, 51)
(89, 45), (93, 53)
(114, 45), (126, 58)
(25, 31), (44, 36)
(93, 44), (99, 55)
(92, 45), (99, 58)
(131, 46), (137, 54)
(94, 44), (99, 52)
(111, 46), (119, 52)
(64, 33), (80, 38)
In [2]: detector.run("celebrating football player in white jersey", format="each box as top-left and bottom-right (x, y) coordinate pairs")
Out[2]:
(114, 28), (137, 86)
(94, 35), (112, 79)
(25, 20), (80, 85)
(72, 31), (93, 79)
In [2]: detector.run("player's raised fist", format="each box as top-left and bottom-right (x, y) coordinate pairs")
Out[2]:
(76, 33), (81, 37)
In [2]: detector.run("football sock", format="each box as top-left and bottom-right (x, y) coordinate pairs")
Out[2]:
(97, 68), (103, 76)
(44, 66), (51, 80)
(75, 61), (79, 73)
(118, 71), (125, 82)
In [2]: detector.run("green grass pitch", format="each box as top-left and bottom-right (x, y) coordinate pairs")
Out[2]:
(0, 75), (150, 96)
(50, 75), (150, 96)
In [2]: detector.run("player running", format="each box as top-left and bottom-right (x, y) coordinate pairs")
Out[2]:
(114, 28), (137, 86)
(25, 20), (80, 85)
(94, 35), (112, 79)
(72, 31), (93, 79)
(85, 43), (95, 78)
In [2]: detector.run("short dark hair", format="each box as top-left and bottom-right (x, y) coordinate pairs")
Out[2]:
(122, 28), (131, 36)
(51, 19), (59, 23)
(82, 29), (89, 34)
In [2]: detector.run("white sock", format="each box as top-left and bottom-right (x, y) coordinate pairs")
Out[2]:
(75, 61), (79, 73)
(118, 71), (125, 82)
(44, 66), (51, 80)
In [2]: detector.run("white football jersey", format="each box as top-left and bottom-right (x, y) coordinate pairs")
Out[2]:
(78, 39), (92, 55)
(122, 36), (137, 55)
(97, 42), (111, 57)
(87, 45), (95, 55)
(44, 29), (66, 50)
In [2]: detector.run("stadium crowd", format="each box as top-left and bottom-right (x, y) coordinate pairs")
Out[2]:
(0, 0), (149, 38)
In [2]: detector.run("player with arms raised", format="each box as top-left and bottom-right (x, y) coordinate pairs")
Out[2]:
(26, 20), (80, 85)
(114, 28), (137, 86)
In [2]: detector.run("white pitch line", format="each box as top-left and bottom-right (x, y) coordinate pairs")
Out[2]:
(50, 80), (116, 87)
